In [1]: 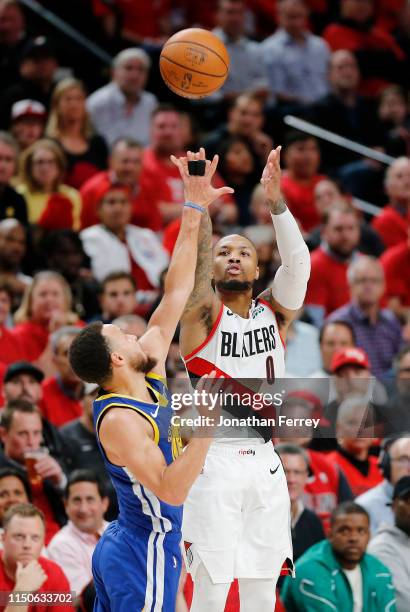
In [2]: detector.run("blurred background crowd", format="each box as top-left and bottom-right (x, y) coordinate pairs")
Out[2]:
(0, 0), (410, 610)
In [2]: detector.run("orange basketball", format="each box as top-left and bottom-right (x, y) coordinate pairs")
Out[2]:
(159, 28), (230, 99)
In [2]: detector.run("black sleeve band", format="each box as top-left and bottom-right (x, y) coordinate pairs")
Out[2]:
(188, 160), (206, 176)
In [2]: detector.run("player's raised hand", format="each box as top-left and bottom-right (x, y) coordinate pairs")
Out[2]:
(260, 146), (282, 203)
(170, 147), (234, 208)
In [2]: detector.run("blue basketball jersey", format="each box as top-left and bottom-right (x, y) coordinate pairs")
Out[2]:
(93, 372), (183, 534)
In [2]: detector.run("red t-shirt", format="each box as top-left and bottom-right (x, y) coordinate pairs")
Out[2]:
(92, 0), (170, 38)
(0, 326), (25, 365)
(29, 485), (61, 545)
(79, 170), (162, 231)
(371, 205), (409, 248)
(0, 553), (73, 612)
(304, 449), (340, 534)
(327, 451), (383, 498)
(11, 321), (85, 363)
(305, 247), (352, 316)
(39, 378), (82, 428)
(381, 242), (410, 306)
(280, 173), (325, 232)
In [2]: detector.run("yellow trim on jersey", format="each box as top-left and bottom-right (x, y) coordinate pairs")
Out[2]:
(146, 371), (167, 383)
(96, 402), (160, 445)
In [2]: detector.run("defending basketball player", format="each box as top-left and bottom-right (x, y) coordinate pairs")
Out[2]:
(179, 146), (311, 611)
(68, 149), (233, 612)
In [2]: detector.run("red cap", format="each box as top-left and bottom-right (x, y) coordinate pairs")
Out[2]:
(331, 347), (370, 373)
(94, 181), (130, 206)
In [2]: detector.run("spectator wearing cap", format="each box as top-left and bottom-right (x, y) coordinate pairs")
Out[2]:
(0, 0), (31, 94)
(281, 502), (396, 612)
(60, 384), (118, 520)
(305, 202), (361, 327)
(372, 157), (410, 249)
(327, 396), (383, 497)
(357, 435), (410, 534)
(0, 219), (31, 309)
(39, 327), (83, 428)
(381, 222), (410, 323)
(328, 256), (402, 380)
(86, 48), (158, 148)
(0, 132), (28, 225)
(0, 36), (58, 127)
(45, 78), (108, 190)
(262, 0), (330, 106)
(79, 138), (161, 231)
(16, 139), (82, 231)
(47, 470), (109, 595)
(368, 476), (410, 612)
(80, 184), (168, 291)
(10, 99), (46, 151)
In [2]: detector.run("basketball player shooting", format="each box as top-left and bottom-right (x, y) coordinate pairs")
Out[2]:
(68, 149), (233, 612)
(180, 146), (311, 611)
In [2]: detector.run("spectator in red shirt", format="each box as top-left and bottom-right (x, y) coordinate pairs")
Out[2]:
(0, 219), (31, 309)
(328, 396), (383, 497)
(372, 156), (410, 248)
(322, 0), (405, 96)
(40, 327), (83, 428)
(80, 138), (161, 231)
(93, 0), (171, 44)
(0, 503), (73, 612)
(381, 224), (410, 321)
(305, 202), (361, 326)
(11, 272), (82, 375)
(281, 131), (325, 232)
(97, 272), (138, 324)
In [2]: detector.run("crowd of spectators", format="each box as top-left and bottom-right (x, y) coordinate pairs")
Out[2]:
(0, 0), (410, 610)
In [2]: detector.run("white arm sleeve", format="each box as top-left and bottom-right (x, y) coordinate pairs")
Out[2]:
(270, 208), (311, 310)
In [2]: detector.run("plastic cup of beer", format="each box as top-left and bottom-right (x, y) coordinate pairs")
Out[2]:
(24, 448), (49, 487)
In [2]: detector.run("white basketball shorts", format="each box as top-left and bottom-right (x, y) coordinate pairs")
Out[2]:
(182, 440), (293, 583)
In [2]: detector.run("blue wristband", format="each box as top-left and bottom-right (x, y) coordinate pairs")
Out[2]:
(184, 202), (205, 213)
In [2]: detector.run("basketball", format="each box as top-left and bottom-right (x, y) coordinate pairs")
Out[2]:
(159, 28), (230, 99)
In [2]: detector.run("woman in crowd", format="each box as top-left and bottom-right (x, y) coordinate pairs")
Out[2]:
(17, 139), (81, 232)
(46, 78), (108, 189)
(11, 271), (82, 373)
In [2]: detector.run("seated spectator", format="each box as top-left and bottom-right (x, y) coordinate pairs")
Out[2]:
(0, 219), (31, 308)
(381, 224), (410, 321)
(0, 36), (58, 127)
(40, 327), (83, 428)
(47, 470), (109, 595)
(0, 400), (67, 543)
(368, 476), (410, 612)
(80, 138), (161, 231)
(80, 185), (169, 290)
(212, 0), (269, 102)
(11, 271), (82, 370)
(284, 315), (322, 377)
(274, 397), (353, 532)
(262, 0), (330, 106)
(45, 78), (108, 190)
(378, 85), (410, 157)
(0, 132), (28, 224)
(249, 183), (273, 226)
(307, 179), (385, 256)
(41, 230), (101, 321)
(60, 383), (117, 520)
(97, 272), (138, 324)
(0, 282), (24, 381)
(0, 0), (31, 95)
(372, 157), (410, 249)
(0, 468), (30, 531)
(305, 203), (361, 326)
(357, 435), (410, 533)
(328, 396), (383, 497)
(86, 48), (158, 148)
(275, 443), (325, 561)
(281, 502), (395, 611)
(16, 139), (81, 231)
(310, 320), (356, 378)
(322, 0), (404, 96)
(112, 314), (147, 338)
(9, 99), (46, 152)
(280, 131), (325, 232)
(383, 345), (410, 432)
(0, 504), (73, 610)
(328, 256), (402, 379)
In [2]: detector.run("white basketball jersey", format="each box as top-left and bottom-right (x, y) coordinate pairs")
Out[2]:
(183, 298), (285, 380)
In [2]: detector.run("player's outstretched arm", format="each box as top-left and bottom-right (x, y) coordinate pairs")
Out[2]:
(99, 373), (222, 506)
(257, 146), (311, 338)
(143, 149), (233, 366)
